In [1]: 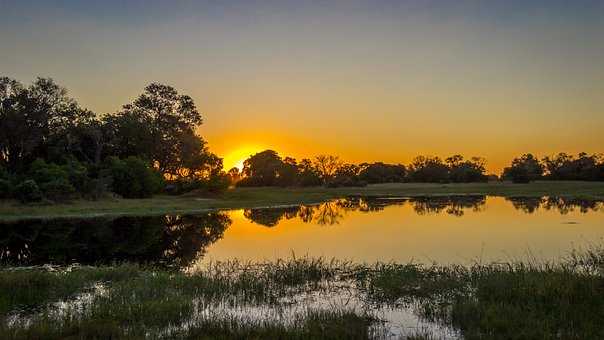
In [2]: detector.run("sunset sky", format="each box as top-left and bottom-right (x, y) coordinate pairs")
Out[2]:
(1, 1), (602, 173)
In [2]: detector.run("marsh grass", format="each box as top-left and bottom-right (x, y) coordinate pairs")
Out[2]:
(1, 249), (604, 339)
(358, 254), (604, 339)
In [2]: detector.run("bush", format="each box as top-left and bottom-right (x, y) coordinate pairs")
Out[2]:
(205, 173), (230, 193)
(62, 159), (90, 192)
(14, 180), (43, 203)
(105, 157), (163, 198)
(0, 179), (12, 199)
(29, 159), (69, 185)
(39, 178), (76, 202)
(506, 166), (531, 184)
(168, 173), (230, 195)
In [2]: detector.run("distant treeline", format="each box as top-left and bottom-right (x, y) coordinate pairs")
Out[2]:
(231, 150), (604, 188)
(503, 153), (604, 183)
(232, 151), (489, 187)
(1, 77), (602, 203)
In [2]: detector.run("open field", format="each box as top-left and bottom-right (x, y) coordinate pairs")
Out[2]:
(1, 246), (603, 339)
(1, 181), (604, 221)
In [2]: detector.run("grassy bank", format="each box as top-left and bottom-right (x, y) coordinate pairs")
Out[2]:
(1, 247), (603, 339)
(1, 181), (604, 221)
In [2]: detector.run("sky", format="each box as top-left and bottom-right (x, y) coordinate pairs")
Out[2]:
(1, 0), (603, 173)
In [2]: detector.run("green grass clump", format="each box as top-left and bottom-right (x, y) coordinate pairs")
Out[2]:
(359, 259), (604, 339)
(182, 310), (374, 340)
(0, 265), (140, 315)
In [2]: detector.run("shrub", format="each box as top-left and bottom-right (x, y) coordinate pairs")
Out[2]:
(62, 159), (90, 192)
(29, 159), (69, 185)
(14, 180), (43, 203)
(168, 173), (230, 195)
(39, 178), (76, 202)
(0, 179), (12, 199)
(105, 157), (163, 198)
(205, 173), (230, 193)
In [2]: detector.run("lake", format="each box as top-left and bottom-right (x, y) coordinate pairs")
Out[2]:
(2, 195), (603, 268)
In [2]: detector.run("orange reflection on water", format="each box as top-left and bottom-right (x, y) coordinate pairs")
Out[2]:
(197, 197), (604, 265)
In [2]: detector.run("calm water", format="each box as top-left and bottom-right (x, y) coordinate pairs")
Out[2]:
(2, 196), (603, 267)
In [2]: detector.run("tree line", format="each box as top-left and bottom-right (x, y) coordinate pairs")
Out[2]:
(231, 150), (491, 187)
(502, 153), (604, 183)
(231, 150), (604, 188)
(1, 77), (602, 202)
(0, 77), (227, 202)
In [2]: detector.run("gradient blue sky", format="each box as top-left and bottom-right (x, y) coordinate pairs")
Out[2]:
(1, 0), (603, 171)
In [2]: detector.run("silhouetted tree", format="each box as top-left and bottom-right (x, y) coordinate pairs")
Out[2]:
(227, 167), (241, 184)
(239, 150), (284, 186)
(358, 162), (406, 183)
(296, 158), (322, 186)
(328, 163), (366, 187)
(502, 153), (544, 183)
(0, 77), (91, 172)
(542, 152), (603, 181)
(314, 155), (341, 184)
(408, 156), (449, 182)
(105, 83), (205, 173)
(447, 155), (488, 183)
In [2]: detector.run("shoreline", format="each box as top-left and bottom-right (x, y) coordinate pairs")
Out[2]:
(1, 181), (604, 222)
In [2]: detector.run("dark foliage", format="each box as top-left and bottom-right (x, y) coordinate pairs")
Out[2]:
(0, 179), (12, 198)
(1, 77), (228, 201)
(358, 162), (406, 184)
(502, 154), (545, 183)
(542, 152), (604, 181)
(104, 157), (164, 198)
(408, 156), (450, 183)
(14, 180), (43, 203)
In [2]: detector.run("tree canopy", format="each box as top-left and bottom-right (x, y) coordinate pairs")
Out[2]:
(0, 76), (227, 201)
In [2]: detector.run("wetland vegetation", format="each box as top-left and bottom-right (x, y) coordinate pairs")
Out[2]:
(2, 246), (604, 339)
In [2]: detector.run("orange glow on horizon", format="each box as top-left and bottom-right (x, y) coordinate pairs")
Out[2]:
(222, 145), (267, 171)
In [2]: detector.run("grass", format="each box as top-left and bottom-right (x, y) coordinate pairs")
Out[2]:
(2, 181), (604, 221)
(1, 247), (604, 339)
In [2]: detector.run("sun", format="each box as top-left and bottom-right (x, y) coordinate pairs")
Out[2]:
(223, 146), (264, 171)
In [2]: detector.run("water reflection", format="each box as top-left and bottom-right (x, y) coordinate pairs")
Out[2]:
(1, 196), (602, 267)
(243, 195), (600, 227)
(0, 212), (230, 267)
(505, 197), (602, 215)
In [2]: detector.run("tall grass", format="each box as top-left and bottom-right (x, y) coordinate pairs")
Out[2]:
(1, 248), (604, 339)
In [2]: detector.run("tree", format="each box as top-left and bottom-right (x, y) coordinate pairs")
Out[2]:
(358, 162), (406, 183)
(0, 77), (90, 172)
(296, 158), (322, 186)
(328, 163), (366, 187)
(314, 155), (341, 184)
(227, 167), (241, 184)
(408, 156), (449, 182)
(106, 83), (205, 175)
(502, 153), (544, 183)
(239, 150), (285, 186)
(447, 156), (488, 183)
(542, 152), (602, 181)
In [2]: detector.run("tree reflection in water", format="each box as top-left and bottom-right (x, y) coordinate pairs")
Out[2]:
(0, 212), (231, 267)
(2, 196), (601, 267)
(243, 196), (603, 227)
(243, 196), (487, 227)
(505, 197), (603, 214)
